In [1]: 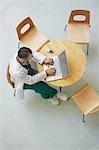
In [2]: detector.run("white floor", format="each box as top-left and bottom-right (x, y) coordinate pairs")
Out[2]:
(0, 0), (99, 150)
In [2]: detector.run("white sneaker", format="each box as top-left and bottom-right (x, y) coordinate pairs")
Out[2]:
(48, 98), (60, 106)
(56, 92), (68, 101)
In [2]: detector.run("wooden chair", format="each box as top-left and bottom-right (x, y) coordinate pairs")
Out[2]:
(72, 84), (99, 122)
(64, 10), (90, 55)
(6, 64), (16, 97)
(6, 64), (14, 88)
(16, 17), (49, 51)
(6, 64), (16, 96)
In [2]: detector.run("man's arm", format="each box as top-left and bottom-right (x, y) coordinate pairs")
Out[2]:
(32, 51), (46, 64)
(15, 71), (47, 85)
(15, 67), (56, 85)
(31, 51), (54, 65)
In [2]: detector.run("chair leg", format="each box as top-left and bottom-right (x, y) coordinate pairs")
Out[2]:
(64, 24), (67, 31)
(14, 90), (16, 97)
(18, 42), (20, 49)
(83, 114), (85, 123)
(67, 96), (71, 101)
(87, 43), (89, 55)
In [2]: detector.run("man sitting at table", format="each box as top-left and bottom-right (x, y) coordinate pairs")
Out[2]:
(9, 47), (68, 105)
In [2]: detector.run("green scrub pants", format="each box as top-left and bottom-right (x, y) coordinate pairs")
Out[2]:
(23, 63), (57, 99)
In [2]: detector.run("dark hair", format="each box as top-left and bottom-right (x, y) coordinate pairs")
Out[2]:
(18, 47), (32, 59)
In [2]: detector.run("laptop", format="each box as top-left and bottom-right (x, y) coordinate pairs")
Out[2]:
(43, 51), (70, 81)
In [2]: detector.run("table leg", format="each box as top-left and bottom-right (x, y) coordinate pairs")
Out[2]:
(59, 87), (62, 92)
(87, 43), (89, 55)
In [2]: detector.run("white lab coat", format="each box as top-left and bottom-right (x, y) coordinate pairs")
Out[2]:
(9, 51), (47, 99)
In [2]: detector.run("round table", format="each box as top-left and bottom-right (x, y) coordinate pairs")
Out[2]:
(37, 39), (86, 89)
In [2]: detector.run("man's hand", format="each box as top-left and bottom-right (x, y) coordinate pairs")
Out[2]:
(46, 68), (56, 76)
(43, 58), (54, 65)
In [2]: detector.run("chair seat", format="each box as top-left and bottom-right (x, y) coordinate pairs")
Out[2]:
(73, 85), (99, 115)
(20, 28), (49, 51)
(68, 24), (89, 44)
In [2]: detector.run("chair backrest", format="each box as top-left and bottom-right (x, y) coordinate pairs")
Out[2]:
(6, 64), (14, 88)
(68, 10), (90, 24)
(16, 17), (35, 40)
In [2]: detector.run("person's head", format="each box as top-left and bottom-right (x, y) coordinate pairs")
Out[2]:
(17, 47), (33, 64)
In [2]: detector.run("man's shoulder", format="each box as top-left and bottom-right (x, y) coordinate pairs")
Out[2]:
(9, 57), (26, 74)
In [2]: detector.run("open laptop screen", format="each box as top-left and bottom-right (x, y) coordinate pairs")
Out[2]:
(58, 51), (70, 77)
